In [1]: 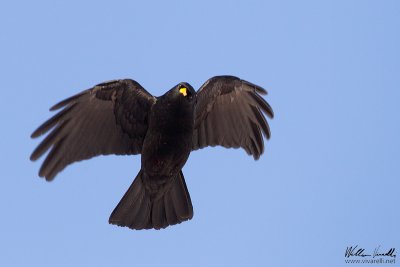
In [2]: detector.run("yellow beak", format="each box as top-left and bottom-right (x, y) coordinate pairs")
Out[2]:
(179, 87), (187, 96)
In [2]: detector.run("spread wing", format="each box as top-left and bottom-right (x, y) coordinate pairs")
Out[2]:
(30, 79), (156, 181)
(192, 76), (274, 159)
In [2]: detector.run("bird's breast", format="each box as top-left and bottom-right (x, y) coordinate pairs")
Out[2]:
(141, 100), (194, 177)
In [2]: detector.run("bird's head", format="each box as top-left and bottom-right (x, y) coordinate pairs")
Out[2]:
(172, 82), (196, 102)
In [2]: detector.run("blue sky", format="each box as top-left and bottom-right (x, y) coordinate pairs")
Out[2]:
(1, 0), (399, 266)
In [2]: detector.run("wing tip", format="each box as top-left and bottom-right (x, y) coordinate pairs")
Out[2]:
(242, 80), (268, 95)
(49, 91), (87, 111)
(39, 173), (54, 182)
(29, 153), (38, 162)
(30, 131), (40, 139)
(50, 102), (66, 111)
(268, 107), (275, 119)
(38, 168), (57, 182)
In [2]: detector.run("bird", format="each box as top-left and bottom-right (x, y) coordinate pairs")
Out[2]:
(30, 75), (274, 230)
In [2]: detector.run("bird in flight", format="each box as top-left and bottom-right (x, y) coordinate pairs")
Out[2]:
(30, 75), (274, 230)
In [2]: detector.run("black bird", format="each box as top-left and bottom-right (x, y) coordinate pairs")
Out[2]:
(30, 75), (274, 230)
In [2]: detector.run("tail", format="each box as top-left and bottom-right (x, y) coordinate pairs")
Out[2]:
(109, 170), (193, 230)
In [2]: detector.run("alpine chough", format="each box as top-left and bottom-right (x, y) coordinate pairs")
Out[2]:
(30, 75), (274, 230)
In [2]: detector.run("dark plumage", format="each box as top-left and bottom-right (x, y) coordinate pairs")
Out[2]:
(30, 75), (274, 230)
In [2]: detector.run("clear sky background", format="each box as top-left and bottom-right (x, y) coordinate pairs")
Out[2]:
(1, 1), (399, 266)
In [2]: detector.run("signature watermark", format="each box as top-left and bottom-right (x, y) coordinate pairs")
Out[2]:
(345, 245), (396, 264)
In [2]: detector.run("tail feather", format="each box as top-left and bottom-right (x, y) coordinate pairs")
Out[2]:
(170, 172), (192, 219)
(151, 198), (168, 229)
(164, 192), (179, 225)
(109, 170), (193, 230)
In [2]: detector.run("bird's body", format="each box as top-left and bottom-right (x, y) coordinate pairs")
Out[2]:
(142, 84), (195, 180)
(31, 76), (274, 230)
